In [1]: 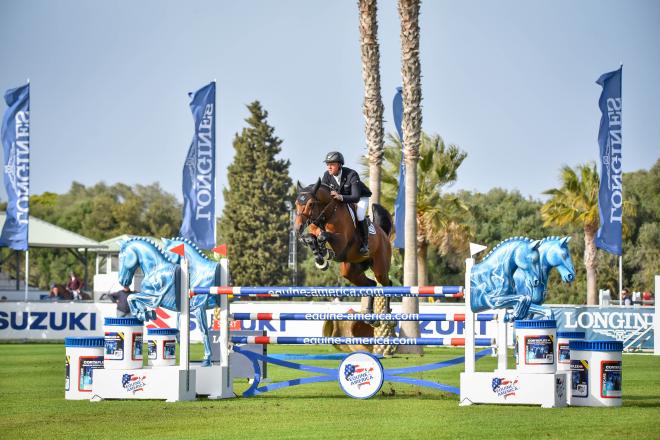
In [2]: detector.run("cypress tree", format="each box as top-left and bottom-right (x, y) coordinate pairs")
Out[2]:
(220, 102), (292, 286)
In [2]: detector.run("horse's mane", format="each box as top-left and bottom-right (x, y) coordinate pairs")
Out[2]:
(166, 236), (212, 261)
(120, 237), (178, 264)
(481, 236), (536, 261)
(539, 235), (564, 244)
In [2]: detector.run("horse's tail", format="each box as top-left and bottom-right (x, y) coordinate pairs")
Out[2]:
(371, 203), (394, 238)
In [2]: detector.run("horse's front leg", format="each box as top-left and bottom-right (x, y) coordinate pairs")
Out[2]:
(485, 294), (532, 322)
(127, 295), (146, 321)
(300, 233), (329, 270)
(127, 291), (160, 321)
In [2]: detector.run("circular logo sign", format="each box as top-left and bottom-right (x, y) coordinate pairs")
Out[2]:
(338, 352), (384, 399)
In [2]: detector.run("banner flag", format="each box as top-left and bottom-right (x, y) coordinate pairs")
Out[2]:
(0, 83), (30, 250)
(595, 67), (623, 256)
(392, 87), (405, 249)
(180, 81), (216, 249)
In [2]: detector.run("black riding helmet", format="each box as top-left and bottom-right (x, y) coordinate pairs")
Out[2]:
(324, 151), (344, 165)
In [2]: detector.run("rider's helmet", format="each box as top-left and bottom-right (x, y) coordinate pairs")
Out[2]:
(324, 151), (344, 165)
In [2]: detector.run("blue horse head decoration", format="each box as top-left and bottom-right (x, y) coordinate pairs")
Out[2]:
(470, 237), (542, 322)
(118, 237), (217, 366)
(513, 236), (575, 319)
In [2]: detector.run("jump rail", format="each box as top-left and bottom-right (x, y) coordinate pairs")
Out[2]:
(190, 285), (464, 298)
(230, 312), (497, 322)
(230, 336), (497, 346)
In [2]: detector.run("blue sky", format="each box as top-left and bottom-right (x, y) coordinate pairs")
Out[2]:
(1, 0), (658, 211)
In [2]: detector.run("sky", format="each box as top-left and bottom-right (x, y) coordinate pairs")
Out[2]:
(0, 0), (658, 212)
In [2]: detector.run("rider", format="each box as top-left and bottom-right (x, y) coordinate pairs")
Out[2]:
(321, 151), (372, 256)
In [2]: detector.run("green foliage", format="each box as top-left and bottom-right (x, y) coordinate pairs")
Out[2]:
(0, 182), (181, 290)
(219, 102), (292, 286)
(541, 164), (601, 230)
(620, 160), (660, 292)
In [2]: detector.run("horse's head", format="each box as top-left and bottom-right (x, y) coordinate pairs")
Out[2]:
(543, 236), (575, 283)
(294, 179), (332, 235)
(118, 241), (140, 287)
(513, 239), (543, 290)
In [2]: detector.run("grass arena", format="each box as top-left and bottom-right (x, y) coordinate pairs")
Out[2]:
(1, 343), (659, 440)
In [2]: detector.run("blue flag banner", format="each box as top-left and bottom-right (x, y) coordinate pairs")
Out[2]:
(0, 83), (30, 251)
(392, 87), (405, 249)
(595, 67), (623, 256)
(180, 81), (216, 249)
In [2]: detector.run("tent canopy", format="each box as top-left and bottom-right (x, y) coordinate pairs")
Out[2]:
(0, 213), (106, 249)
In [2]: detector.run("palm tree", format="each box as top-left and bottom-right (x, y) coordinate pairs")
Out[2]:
(358, 0), (385, 206)
(541, 163), (633, 305)
(357, 0), (395, 355)
(398, 0), (422, 353)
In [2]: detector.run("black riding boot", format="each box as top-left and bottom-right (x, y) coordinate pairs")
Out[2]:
(358, 219), (369, 255)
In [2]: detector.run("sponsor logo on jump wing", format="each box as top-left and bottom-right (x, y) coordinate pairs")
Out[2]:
(492, 377), (519, 399)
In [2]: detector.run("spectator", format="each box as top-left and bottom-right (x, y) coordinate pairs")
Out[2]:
(66, 272), (84, 300)
(621, 288), (633, 306)
(109, 286), (132, 317)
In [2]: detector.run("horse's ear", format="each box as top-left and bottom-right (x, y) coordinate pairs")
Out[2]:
(296, 181), (304, 192)
(560, 236), (571, 245)
(529, 239), (541, 250)
(311, 178), (321, 196)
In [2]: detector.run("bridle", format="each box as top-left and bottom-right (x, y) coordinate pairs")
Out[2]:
(297, 191), (338, 233)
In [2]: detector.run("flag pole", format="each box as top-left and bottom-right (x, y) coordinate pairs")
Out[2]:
(24, 251), (28, 301)
(213, 79), (217, 246)
(25, 77), (30, 301)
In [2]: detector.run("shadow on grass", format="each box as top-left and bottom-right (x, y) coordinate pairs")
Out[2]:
(621, 395), (660, 407)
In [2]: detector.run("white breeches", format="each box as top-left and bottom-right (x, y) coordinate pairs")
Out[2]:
(357, 197), (369, 221)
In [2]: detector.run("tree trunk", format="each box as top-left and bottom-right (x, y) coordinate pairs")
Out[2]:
(357, 0), (387, 331)
(584, 225), (598, 305)
(359, 0), (385, 207)
(397, 0), (422, 354)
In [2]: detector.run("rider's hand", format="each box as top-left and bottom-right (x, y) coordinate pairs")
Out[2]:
(330, 191), (343, 202)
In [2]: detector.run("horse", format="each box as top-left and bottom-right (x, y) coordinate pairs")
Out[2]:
(49, 284), (91, 300)
(470, 237), (543, 321)
(513, 236), (575, 319)
(117, 237), (217, 366)
(294, 180), (394, 317)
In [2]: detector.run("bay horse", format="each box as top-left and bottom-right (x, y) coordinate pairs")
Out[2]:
(294, 180), (394, 316)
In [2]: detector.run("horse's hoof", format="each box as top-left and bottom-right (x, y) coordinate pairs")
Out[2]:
(201, 358), (212, 367)
(315, 259), (329, 271)
(145, 310), (156, 321)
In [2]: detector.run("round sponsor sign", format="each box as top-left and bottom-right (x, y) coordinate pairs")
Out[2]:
(338, 351), (384, 399)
